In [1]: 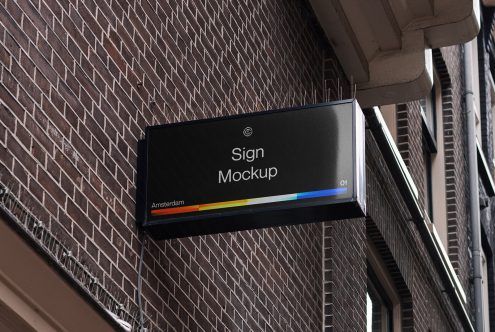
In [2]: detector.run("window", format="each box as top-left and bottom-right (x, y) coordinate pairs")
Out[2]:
(380, 104), (398, 143)
(367, 241), (401, 332)
(367, 270), (393, 332)
(481, 248), (491, 332)
(488, 75), (495, 177)
(421, 76), (438, 221)
(422, 141), (433, 218)
(421, 82), (437, 220)
(423, 83), (437, 141)
(468, 39), (482, 142)
(421, 68), (448, 250)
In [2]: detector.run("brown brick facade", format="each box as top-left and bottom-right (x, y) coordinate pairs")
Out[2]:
(0, 0), (328, 330)
(437, 47), (471, 296)
(0, 0), (479, 331)
(323, 217), (366, 331)
(366, 130), (463, 331)
(397, 47), (471, 293)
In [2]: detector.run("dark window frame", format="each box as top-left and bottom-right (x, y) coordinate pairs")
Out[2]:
(421, 75), (440, 221)
(421, 89), (437, 153)
(367, 264), (393, 332)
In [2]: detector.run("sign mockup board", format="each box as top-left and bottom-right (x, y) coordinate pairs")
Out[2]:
(141, 99), (365, 239)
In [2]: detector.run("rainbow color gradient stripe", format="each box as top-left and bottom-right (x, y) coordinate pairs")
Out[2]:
(150, 187), (348, 217)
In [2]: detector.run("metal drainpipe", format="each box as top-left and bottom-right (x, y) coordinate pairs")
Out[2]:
(464, 41), (484, 331)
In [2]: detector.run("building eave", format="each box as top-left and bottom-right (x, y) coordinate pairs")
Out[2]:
(309, 0), (480, 107)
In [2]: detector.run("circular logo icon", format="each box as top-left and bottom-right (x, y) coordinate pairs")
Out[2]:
(243, 126), (253, 137)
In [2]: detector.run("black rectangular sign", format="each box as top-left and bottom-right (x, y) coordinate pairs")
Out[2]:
(141, 99), (365, 239)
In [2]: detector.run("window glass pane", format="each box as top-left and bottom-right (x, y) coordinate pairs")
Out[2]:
(423, 141), (433, 219)
(367, 279), (392, 332)
(420, 86), (437, 142)
(426, 86), (436, 138)
(367, 293), (373, 332)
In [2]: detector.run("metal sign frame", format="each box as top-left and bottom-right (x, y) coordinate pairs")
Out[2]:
(138, 99), (366, 239)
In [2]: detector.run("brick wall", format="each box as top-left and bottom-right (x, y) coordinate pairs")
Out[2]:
(320, 48), (471, 330)
(0, 0), (330, 330)
(0, 0), (478, 330)
(396, 101), (425, 208)
(396, 47), (471, 300)
(365, 130), (464, 331)
(321, 46), (367, 332)
(322, 217), (366, 331)
(438, 46), (471, 298)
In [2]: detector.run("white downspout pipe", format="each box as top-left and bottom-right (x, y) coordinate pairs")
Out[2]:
(464, 41), (484, 331)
